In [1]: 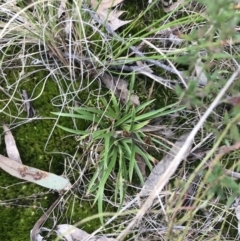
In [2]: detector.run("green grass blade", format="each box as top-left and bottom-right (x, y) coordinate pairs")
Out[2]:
(134, 159), (145, 185)
(129, 140), (136, 183)
(135, 145), (154, 171)
(123, 120), (149, 131)
(71, 107), (104, 115)
(116, 145), (123, 204)
(129, 106), (136, 131)
(103, 135), (111, 169)
(97, 188), (104, 225)
(135, 99), (155, 113)
(121, 139), (132, 157)
(72, 106), (117, 119)
(52, 112), (100, 122)
(100, 97), (118, 118)
(118, 144), (128, 209)
(118, 99), (153, 127)
(115, 111), (133, 127)
(92, 129), (113, 139)
(94, 153), (117, 223)
(151, 136), (171, 150)
(86, 164), (103, 195)
(56, 125), (90, 135)
(129, 71), (135, 93)
(134, 120), (150, 131)
(110, 92), (120, 114)
(124, 72), (136, 114)
(132, 104), (185, 122)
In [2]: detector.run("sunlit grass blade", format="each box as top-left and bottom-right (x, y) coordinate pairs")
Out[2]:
(71, 107), (104, 115)
(132, 120), (150, 131)
(123, 120), (150, 132)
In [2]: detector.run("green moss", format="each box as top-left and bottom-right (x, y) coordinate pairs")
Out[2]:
(0, 206), (39, 240)
(0, 66), (105, 240)
(62, 195), (102, 233)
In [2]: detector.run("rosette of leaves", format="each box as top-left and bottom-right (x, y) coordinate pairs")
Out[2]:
(52, 92), (185, 219)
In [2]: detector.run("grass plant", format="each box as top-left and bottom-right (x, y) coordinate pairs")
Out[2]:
(52, 73), (185, 220)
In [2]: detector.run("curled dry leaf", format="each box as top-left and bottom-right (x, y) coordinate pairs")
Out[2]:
(91, 0), (131, 31)
(140, 132), (192, 197)
(3, 124), (22, 163)
(0, 154), (71, 191)
(56, 224), (117, 241)
(100, 72), (140, 106)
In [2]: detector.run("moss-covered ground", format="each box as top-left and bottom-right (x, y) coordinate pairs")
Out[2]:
(0, 66), (101, 239)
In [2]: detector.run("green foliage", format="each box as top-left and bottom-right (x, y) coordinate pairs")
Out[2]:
(205, 164), (240, 201)
(53, 75), (185, 222)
